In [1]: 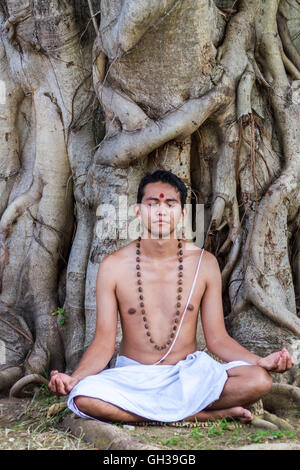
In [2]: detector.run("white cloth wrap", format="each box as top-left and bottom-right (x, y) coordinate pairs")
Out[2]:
(67, 351), (252, 422)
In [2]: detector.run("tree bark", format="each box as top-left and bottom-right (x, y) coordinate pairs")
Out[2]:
(0, 0), (299, 410)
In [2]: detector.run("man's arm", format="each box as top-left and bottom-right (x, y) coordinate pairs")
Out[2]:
(200, 253), (293, 371)
(49, 255), (118, 395)
(70, 255), (118, 381)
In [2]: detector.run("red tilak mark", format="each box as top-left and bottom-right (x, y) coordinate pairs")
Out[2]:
(159, 193), (164, 198)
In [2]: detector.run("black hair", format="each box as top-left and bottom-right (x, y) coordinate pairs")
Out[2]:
(137, 169), (187, 210)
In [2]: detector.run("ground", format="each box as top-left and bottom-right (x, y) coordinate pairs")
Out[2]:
(129, 414), (300, 450)
(0, 388), (299, 450)
(0, 392), (96, 450)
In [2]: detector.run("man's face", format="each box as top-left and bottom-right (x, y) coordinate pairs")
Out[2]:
(135, 182), (185, 239)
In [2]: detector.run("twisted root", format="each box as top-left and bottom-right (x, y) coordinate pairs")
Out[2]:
(9, 373), (48, 399)
(4, 3), (32, 42)
(0, 366), (23, 392)
(263, 383), (300, 415)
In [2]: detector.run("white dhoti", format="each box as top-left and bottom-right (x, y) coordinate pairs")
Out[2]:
(67, 351), (251, 422)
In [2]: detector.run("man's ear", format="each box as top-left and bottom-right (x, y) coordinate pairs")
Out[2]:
(133, 203), (141, 217)
(181, 206), (187, 221)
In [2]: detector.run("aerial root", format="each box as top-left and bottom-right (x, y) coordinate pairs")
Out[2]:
(9, 373), (49, 399)
(262, 383), (300, 415)
(250, 411), (294, 431)
(0, 366), (23, 393)
(0, 226), (9, 292)
(0, 177), (43, 292)
(244, 274), (300, 337)
(4, 4), (32, 42)
(277, 9), (300, 73)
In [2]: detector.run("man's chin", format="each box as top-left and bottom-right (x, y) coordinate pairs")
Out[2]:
(146, 227), (174, 239)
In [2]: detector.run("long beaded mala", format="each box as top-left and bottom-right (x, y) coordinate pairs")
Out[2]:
(135, 236), (184, 351)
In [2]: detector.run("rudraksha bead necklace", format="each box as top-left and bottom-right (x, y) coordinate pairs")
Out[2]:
(135, 236), (184, 351)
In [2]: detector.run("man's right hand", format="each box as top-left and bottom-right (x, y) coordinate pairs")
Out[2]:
(48, 370), (79, 396)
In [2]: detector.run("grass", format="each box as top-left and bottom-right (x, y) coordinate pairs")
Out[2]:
(248, 429), (297, 444)
(0, 387), (97, 450)
(131, 415), (300, 450)
(0, 425), (93, 450)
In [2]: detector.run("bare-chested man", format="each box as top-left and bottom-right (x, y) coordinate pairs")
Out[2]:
(49, 169), (293, 424)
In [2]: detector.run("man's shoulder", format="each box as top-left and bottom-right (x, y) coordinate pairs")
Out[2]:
(185, 243), (220, 285)
(185, 242), (217, 266)
(202, 249), (219, 268)
(97, 244), (130, 288)
(99, 240), (136, 267)
(200, 249), (221, 287)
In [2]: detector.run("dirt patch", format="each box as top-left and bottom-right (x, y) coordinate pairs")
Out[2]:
(0, 391), (299, 450)
(0, 395), (97, 450)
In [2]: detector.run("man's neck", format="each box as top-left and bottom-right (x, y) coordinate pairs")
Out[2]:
(139, 234), (182, 260)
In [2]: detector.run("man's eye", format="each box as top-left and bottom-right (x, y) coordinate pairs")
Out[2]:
(148, 202), (176, 207)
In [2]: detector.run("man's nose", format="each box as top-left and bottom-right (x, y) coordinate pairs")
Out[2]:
(156, 203), (168, 214)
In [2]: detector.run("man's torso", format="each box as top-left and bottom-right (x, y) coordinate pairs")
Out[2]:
(111, 240), (207, 365)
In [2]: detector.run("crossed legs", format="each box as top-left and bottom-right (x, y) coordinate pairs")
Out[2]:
(73, 365), (272, 424)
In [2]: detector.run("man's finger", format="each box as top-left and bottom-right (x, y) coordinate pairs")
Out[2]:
(287, 355), (294, 369)
(48, 379), (53, 393)
(272, 353), (280, 366)
(54, 376), (67, 395)
(284, 349), (294, 368)
(266, 353), (280, 371)
(277, 352), (288, 372)
(282, 350), (293, 371)
(49, 377), (58, 395)
(57, 377), (67, 395)
(276, 360), (285, 373)
(65, 383), (74, 393)
(54, 377), (61, 395)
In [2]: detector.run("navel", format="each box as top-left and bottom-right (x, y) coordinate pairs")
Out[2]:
(187, 304), (194, 311)
(128, 307), (136, 315)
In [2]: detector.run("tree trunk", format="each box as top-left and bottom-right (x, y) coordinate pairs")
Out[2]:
(0, 0), (299, 411)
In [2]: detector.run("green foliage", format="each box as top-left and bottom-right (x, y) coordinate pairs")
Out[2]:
(51, 307), (66, 325)
(191, 428), (205, 439)
(161, 419), (236, 447)
(207, 418), (231, 436)
(163, 436), (180, 445)
(248, 429), (296, 443)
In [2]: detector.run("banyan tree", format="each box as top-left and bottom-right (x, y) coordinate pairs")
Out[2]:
(0, 0), (299, 420)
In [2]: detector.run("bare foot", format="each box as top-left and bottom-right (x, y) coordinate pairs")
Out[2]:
(229, 407), (253, 424)
(186, 406), (253, 423)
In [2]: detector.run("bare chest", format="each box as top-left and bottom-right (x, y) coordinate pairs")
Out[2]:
(115, 260), (205, 332)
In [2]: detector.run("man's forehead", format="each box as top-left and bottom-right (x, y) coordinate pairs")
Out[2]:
(143, 183), (180, 201)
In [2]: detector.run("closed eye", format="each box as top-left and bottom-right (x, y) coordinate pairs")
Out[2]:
(148, 203), (176, 208)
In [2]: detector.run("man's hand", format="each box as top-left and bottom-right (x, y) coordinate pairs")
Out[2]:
(257, 348), (294, 373)
(48, 370), (79, 396)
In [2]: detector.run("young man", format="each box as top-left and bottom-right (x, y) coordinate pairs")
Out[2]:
(49, 169), (293, 424)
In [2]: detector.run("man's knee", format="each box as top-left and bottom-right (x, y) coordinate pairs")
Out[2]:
(74, 395), (110, 416)
(248, 366), (273, 397)
(74, 396), (94, 413)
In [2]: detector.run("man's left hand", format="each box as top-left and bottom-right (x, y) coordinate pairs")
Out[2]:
(257, 348), (294, 373)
